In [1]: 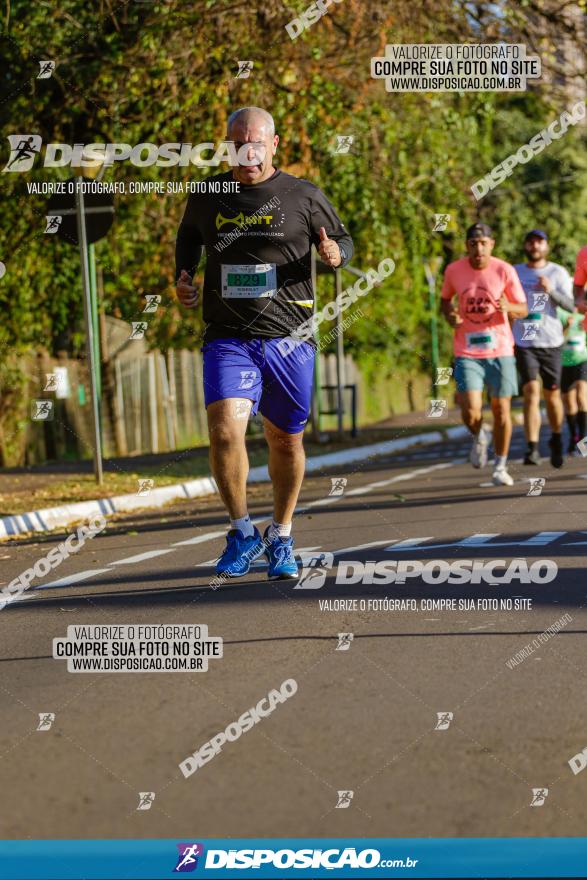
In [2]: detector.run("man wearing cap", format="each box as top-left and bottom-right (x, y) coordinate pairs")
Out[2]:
(441, 223), (528, 487)
(513, 230), (574, 467)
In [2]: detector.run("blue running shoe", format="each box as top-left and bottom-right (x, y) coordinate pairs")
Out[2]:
(215, 527), (265, 578)
(263, 528), (299, 580)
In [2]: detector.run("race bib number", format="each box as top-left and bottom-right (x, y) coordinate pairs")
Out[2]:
(566, 335), (587, 352)
(221, 263), (277, 299)
(465, 330), (496, 352)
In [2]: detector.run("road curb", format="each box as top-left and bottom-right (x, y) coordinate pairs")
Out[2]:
(0, 425), (468, 540)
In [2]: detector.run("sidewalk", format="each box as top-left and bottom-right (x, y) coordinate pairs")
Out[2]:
(0, 411), (465, 539)
(0, 410), (461, 505)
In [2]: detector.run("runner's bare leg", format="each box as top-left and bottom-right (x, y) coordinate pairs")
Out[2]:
(459, 389), (483, 435)
(207, 398), (252, 519)
(263, 417), (305, 524)
(544, 387), (564, 433)
(491, 396), (512, 457)
(522, 379), (541, 443)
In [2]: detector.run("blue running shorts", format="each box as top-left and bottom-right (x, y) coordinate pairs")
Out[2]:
(454, 355), (518, 398)
(202, 337), (315, 434)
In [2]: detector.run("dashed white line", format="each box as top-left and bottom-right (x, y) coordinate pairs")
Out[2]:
(35, 569), (112, 590)
(108, 549), (176, 565)
(29, 462), (460, 594)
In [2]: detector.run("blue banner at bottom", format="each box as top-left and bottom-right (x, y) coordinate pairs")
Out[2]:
(1, 838), (586, 879)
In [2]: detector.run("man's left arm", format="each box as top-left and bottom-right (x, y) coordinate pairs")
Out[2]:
(310, 188), (354, 269)
(538, 267), (574, 312)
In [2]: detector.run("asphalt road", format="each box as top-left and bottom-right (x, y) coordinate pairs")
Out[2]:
(2, 426), (587, 841)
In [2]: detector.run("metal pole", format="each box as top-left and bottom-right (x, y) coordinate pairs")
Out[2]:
(75, 180), (103, 485)
(423, 261), (440, 397)
(148, 352), (159, 453)
(335, 268), (344, 437)
(88, 243), (101, 400)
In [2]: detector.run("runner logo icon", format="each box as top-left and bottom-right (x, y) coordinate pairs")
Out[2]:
(530, 787), (548, 806)
(294, 552), (334, 589)
(336, 632), (354, 651)
(37, 713), (55, 731)
(37, 61), (56, 79)
(31, 400), (54, 421)
(3, 135), (42, 172)
(235, 60), (253, 79)
(143, 294), (161, 313)
(174, 843), (204, 872)
(435, 366), (453, 385)
(527, 477), (545, 497)
(335, 790), (354, 808)
(130, 322), (148, 340)
(238, 370), (257, 390)
(435, 711), (453, 730)
(427, 399), (447, 418)
(45, 215), (62, 233)
(433, 213), (451, 231)
(533, 292), (549, 310)
(334, 135), (354, 154)
(136, 792), (155, 810)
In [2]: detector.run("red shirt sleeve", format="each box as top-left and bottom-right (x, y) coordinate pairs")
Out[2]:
(574, 247), (587, 287)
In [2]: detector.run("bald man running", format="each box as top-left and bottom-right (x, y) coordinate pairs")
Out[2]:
(175, 107), (354, 580)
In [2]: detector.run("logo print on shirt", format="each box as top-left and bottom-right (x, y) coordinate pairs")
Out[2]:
(462, 284), (494, 324)
(216, 211), (273, 230)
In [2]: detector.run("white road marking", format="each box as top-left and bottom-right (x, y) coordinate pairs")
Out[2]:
(331, 540), (397, 557)
(344, 462), (455, 496)
(171, 516), (269, 547)
(27, 461), (461, 594)
(458, 533), (500, 545)
(35, 569), (112, 590)
(385, 537), (434, 551)
(522, 531), (566, 545)
(108, 549), (175, 565)
(391, 531), (568, 552)
(172, 528), (228, 547)
(562, 531), (587, 545)
(305, 496), (343, 508)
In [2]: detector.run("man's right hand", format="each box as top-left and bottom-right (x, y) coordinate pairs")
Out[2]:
(447, 311), (463, 328)
(176, 269), (199, 308)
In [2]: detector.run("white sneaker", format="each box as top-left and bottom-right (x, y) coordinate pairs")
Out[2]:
(470, 426), (489, 468)
(492, 466), (514, 487)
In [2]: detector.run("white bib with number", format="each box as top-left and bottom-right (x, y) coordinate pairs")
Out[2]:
(465, 330), (496, 352)
(221, 263), (277, 299)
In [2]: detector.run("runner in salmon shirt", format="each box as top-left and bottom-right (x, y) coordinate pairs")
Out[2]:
(440, 223), (528, 487)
